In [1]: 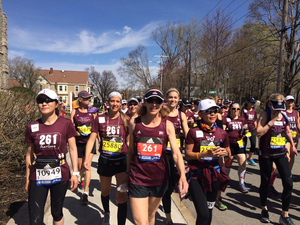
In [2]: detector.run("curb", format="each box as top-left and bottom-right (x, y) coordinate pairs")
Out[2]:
(171, 193), (196, 225)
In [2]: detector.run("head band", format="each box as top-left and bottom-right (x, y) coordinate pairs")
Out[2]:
(108, 91), (122, 100)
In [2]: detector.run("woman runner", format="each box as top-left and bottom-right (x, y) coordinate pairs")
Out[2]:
(127, 97), (139, 119)
(185, 99), (230, 225)
(25, 89), (79, 225)
(84, 91), (129, 225)
(70, 90), (97, 205)
(257, 93), (296, 224)
(163, 88), (189, 225)
(127, 88), (188, 225)
(241, 98), (258, 166)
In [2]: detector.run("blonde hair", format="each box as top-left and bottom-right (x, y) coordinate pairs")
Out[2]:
(119, 109), (128, 133)
(166, 88), (179, 97)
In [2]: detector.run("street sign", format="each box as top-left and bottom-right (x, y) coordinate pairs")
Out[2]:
(209, 91), (217, 94)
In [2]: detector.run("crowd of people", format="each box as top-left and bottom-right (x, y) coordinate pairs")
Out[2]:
(25, 88), (298, 225)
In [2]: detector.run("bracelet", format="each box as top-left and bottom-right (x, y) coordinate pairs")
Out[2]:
(267, 121), (274, 127)
(196, 153), (200, 161)
(72, 171), (80, 176)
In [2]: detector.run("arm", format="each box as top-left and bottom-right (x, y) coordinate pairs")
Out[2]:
(297, 111), (300, 133)
(25, 143), (35, 193)
(166, 120), (188, 195)
(180, 112), (189, 138)
(126, 120), (135, 174)
(83, 132), (98, 170)
(256, 111), (270, 138)
(286, 125), (297, 155)
(68, 137), (79, 191)
(70, 109), (76, 125)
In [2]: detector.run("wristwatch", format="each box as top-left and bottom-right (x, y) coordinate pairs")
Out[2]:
(72, 171), (80, 179)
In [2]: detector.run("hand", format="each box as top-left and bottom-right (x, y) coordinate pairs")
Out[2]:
(25, 179), (30, 193)
(70, 175), (79, 191)
(207, 147), (221, 157)
(287, 152), (290, 162)
(293, 146), (298, 156)
(178, 177), (189, 196)
(218, 148), (229, 157)
(83, 160), (91, 171)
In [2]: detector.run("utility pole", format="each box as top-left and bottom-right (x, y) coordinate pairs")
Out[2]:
(277, 0), (288, 93)
(188, 41), (192, 100)
(154, 54), (168, 90)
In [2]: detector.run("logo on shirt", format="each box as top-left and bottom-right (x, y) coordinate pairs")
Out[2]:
(137, 130), (141, 134)
(31, 124), (39, 132)
(159, 131), (164, 135)
(146, 138), (155, 144)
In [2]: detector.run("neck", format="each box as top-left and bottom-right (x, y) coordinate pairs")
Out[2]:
(42, 112), (57, 125)
(144, 112), (161, 125)
(287, 106), (293, 111)
(247, 105), (252, 110)
(168, 106), (177, 114)
(79, 105), (88, 110)
(108, 110), (119, 119)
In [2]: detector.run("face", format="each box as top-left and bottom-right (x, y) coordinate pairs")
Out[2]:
(217, 99), (222, 105)
(36, 94), (58, 115)
(108, 96), (121, 112)
(122, 103), (127, 109)
(167, 91), (179, 108)
(144, 97), (163, 115)
(128, 101), (138, 113)
(80, 97), (91, 106)
(199, 107), (218, 125)
(182, 105), (190, 111)
(286, 100), (294, 108)
(219, 107), (226, 113)
(231, 104), (240, 115)
(191, 102), (195, 108)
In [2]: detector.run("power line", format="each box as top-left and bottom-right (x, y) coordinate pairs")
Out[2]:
(194, 26), (290, 69)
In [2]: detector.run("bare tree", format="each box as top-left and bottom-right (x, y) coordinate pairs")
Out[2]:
(8, 56), (40, 90)
(118, 45), (154, 89)
(86, 66), (118, 101)
(249, 0), (300, 95)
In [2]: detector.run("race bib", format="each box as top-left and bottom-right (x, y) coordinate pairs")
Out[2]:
(199, 140), (221, 162)
(77, 124), (92, 136)
(102, 137), (123, 156)
(270, 134), (285, 149)
(166, 137), (181, 151)
(36, 166), (62, 186)
(245, 132), (252, 137)
(237, 139), (244, 148)
(291, 131), (297, 138)
(137, 137), (163, 162)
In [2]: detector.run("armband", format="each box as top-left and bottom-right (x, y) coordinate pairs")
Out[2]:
(196, 153), (200, 161)
(72, 171), (80, 177)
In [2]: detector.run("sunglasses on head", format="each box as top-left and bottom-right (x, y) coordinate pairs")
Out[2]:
(36, 98), (56, 104)
(232, 108), (240, 111)
(146, 98), (163, 104)
(202, 108), (218, 114)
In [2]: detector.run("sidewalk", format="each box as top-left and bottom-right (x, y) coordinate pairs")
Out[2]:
(7, 154), (190, 225)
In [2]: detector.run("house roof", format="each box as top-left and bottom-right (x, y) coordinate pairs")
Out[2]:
(8, 78), (22, 88)
(39, 69), (89, 85)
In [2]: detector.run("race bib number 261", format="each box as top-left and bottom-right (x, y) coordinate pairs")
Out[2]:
(137, 137), (163, 162)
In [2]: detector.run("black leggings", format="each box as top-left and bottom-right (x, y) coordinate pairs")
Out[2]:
(162, 154), (176, 214)
(28, 180), (69, 225)
(189, 179), (220, 225)
(259, 156), (293, 211)
(243, 129), (257, 153)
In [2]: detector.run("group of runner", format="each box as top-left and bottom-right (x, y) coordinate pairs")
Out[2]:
(25, 88), (298, 225)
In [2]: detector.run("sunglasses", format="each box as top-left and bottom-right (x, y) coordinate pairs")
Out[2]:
(37, 98), (56, 104)
(82, 97), (91, 101)
(232, 108), (240, 111)
(128, 103), (138, 106)
(146, 98), (163, 104)
(122, 103), (127, 105)
(202, 108), (218, 114)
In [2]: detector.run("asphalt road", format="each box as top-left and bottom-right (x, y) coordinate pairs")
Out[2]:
(180, 139), (300, 225)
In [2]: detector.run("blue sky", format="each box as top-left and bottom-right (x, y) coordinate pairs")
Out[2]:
(3, 0), (250, 84)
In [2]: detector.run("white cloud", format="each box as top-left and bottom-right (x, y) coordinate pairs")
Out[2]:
(8, 21), (161, 54)
(8, 50), (25, 58)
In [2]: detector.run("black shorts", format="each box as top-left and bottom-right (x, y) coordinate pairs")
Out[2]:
(129, 184), (167, 198)
(97, 155), (127, 177)
(230, 142), (246, 156)
(77, 142), (96, 158)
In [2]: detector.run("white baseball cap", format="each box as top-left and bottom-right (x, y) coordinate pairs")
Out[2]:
(198, 99), (220, 111)
(36, 89), (58, 101)
(122, 100), (127, 104)
(285, 95), (294, 101)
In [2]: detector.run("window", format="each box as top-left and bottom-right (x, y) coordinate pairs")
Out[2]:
(87, 87), (90, 93)
(59, 97), (63, 102)
(75, 86), (79, 92)
(39, 85), (43, 91)
(59, 85), (63, 91)
(64, 86), (67, 91)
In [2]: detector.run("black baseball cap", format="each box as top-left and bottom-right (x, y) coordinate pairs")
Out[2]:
(182, 98), (191, 106)
(247, 97), (256, 104)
